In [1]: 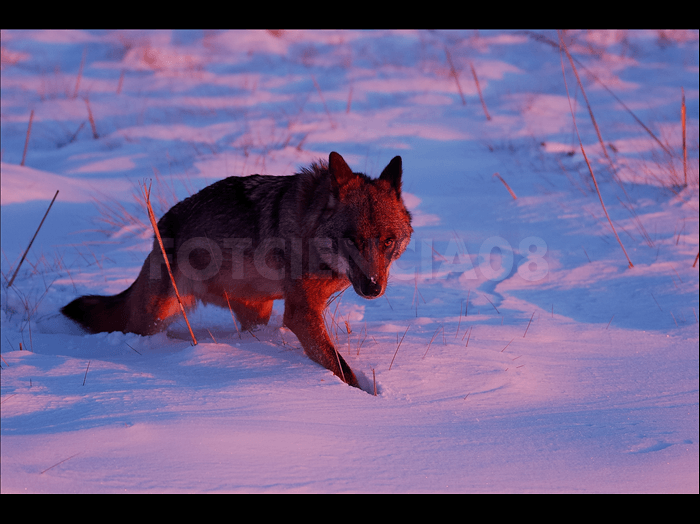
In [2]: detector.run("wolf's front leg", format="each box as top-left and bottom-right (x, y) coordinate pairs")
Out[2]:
(283, 280), (360, 388)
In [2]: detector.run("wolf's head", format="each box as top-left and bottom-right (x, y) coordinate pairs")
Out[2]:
(315, 152), (413, 299)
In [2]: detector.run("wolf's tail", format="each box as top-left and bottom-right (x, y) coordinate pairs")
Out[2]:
(61, 283), (136, 334)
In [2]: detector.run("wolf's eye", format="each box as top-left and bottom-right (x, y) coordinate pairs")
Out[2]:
(343, 238), (356, 248)
(384, 238), (395, 248)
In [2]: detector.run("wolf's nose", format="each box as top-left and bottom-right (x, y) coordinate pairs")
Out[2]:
(361, 276), (383, 298)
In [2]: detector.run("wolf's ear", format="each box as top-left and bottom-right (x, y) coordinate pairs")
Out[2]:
(379, 156), (403, 196)
(329, 152), (355, 188)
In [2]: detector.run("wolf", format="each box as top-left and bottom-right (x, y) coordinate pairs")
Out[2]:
(62, 152), (413, 389)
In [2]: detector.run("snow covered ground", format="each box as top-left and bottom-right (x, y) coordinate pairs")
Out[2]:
(1, 29), (698, 493)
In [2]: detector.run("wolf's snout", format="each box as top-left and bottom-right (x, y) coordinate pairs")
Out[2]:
(356, 275), (383, 298)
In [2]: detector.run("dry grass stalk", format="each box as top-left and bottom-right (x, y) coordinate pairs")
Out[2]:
(384, 294), (393, 311)
(411, 276), (426, 317)
(558, 32), (615, 170)
(693, 252), (699, 268)
(423, 325), (442, 359)
(82, 360), (90, 386)
(67, 121), (86, 145)
(528, 31), (673, 157)
(21, 109), (34, 166)
(670, 311), (679, 328)
(412, 278), (419, 317)
(356, 323), (368, 356)
(125, 342), (142, 355)
(141, 181), (197, 346)
(500, 337), (515, 352)
(40, 452), (82, 475)
(389, 324), (410, 370)
(332, 344), (346, 384)
(223, 293), (241, 338)
(90, 189), (148, 236)
(470, 63), (491, 120)
(464, 326), (473, 347)
(558, 36), (634, 269)
(523, 311), (535, 338)
(615, 195), (655, 248)
(26, 315), (35, 350)
(8, 190), (59, 287)
(372, 368), (377, 396)
(311, 75), (336, 129)
(682, 87), (687, 186)
(461, 323), (470, 341)
(671, 265), (683, 283)
(117, 70), (125, 94)
(326, 289), (345, 341)
(73, 48), (86, 99)
(606, 314), (615, 330)
(493, 172), (517, 200)
(84, 98), (99, 138)
(445, 47), (466, 105)
(482, 293), (500, 315)
(582, 246), (592, 262)
(150, 167), (179, 213)
(455, 299), (463, 338)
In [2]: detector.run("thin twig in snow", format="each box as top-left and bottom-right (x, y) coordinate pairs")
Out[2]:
(471, 62), (491, 120)
(682, 87), (687, 186)
(501, 337), (515, 352)
(82, 360), (90, 386)
(21, 109), (34, 166)
(8, 190), (59, 287)
(606, 315), (615, 330)
(482, 293), (500, 315)
(558, 33), (633, 269)
(389, 324), (410, 370)
(523, 31), (673, 157)
(141, 180), (197, 346)
(41, 453), (82, 475)
(523, 311), (535, 338)
(445, 47), (466, 105)
(494, 172), (517, 200)
(423, 325), (442, 359)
